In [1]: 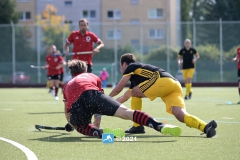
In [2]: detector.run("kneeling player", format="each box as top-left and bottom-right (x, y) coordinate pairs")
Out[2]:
(63, 59), (182, 138)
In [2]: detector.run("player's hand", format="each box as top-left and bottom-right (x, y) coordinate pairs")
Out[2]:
(192, 59), (196, 63)
(65, 123), (74, 132)
(92, 48), (100, 54)
(232, 58), (236, 62)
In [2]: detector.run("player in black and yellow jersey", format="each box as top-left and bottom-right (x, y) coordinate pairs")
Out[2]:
(177, 39), (199, 100)
(109, 53), (217, 138)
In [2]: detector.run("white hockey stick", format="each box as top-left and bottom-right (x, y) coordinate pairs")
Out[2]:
(30, 65), (43, 69)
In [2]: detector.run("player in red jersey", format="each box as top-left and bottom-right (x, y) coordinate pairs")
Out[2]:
(64, 18), (104, 127)
(232, 46), (240, 104)
(43, 45), (66, 100)
(56, 50), (66, 92)
(63, 59), (182, 138)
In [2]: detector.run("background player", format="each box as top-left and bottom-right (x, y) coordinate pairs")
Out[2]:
(177, 39), (200, 100)
(109, 53), (217, 138)
(232, 46), (240, 104)
(56, 50), (66, 93)
(63, 59), (182, 138)
(43, 45), (66, 100)
(64, 18), (104, 128)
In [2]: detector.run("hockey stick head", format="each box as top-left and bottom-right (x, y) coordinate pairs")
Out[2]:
(35, 125), (41, 131)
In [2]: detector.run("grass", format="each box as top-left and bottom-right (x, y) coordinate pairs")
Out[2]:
(0, 87), (239, 160)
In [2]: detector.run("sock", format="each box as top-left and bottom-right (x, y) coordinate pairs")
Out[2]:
(49, 87), (53, 92)
(133, 110), (164, 132)
(55, 87), (58, 96)
(186, 84), (190, 96)
(46, 81), (50, 88)
(77, 124), (102, 138)
(189, 83), (192, 92)
(131, 97), (142, 127)
(184, 113), (206, 132)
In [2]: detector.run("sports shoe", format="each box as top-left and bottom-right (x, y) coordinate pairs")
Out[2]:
(184, 95), (189, 100)
(125, 125), (145, 134)
(159, 124), (182, 137)
(103, 128), (125, 138)
(54, 96), (59, 100)
(204, 120), (217, 138)
(189, 92), (192, 99)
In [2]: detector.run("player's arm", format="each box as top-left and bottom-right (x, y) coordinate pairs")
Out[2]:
(109, 75), (131, 97)
(92, 33), (104, 54)
(56, 60), (66, 70)
(64, 42), (70, 55)
(116, 89), (132, 103)
(177, 55), (182, 67)
(232, 55), (238, 62)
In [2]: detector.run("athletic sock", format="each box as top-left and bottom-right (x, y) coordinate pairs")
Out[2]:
(77, 124), (102, 138)
(49, 87), (53, 92)
(133, 110), (164, 132)
(189, 83), (192, 92)
(55, 87), (58, 96)
(184, 113), (206, 132)
(186, 84), (190, 96)
(131, 97), (142, 127)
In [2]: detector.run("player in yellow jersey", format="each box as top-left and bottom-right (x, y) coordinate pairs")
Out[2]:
(109, 53), (217, 138)
(177, 39), (199, 100)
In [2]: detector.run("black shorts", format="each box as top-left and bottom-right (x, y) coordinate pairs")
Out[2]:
(60, 73), (64, 81)
(87, 64), (92, 73)
(70, 90), (120, 127)
(238, 69), (240, 78)
(47, 74), (60, 80)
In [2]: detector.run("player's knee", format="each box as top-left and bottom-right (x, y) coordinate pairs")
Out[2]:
(171, 107), (185, 122)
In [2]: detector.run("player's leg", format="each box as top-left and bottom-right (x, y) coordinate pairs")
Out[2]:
(52, 75), (60, 100)
(237, 69), (240, 104)
(187, 68), (195, 99)
(49, 77), (55, 96)
(125, 97), (145, 134)
(182, 69), (188, 99)
(59, 72), (64, 93)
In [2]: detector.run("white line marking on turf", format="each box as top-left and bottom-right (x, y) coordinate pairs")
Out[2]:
(155, 118), (240, 124)
(0, 109), (12, 110)
(0, 137), (38, 160)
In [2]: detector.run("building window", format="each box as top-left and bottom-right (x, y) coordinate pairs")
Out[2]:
(107, 29), (122, 40)
(148, 29), (163, 39)
(20, 12), (31, 21)
(131, 39), (139, 45)
(82, 10), (96, 20)
(107, 10), (121, 20)
(148, 9), (163, 19)
(65, 1), (72, 6)
(131, 0), (138, 4)
(130, 19), (139, 24)
(64, 20), (72, 24)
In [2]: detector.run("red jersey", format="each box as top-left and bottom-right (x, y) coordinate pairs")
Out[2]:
(237, 47), (240, 69)
(63, 72), (103, 112)
(46, 54), (64, 75)
(66, 30), (100, 65)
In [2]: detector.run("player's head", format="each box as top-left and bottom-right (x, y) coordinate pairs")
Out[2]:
(79, 18), (89, 33)
(184, 39), (191, 49)
(120, 53), (136, 74)
(68, 59), (87, 76)
(51, 44), (57, 53)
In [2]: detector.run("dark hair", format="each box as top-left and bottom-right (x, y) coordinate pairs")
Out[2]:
(79, 18), (88, 26)
(68, 59), (87, 76)
(120, 53), (136, 65)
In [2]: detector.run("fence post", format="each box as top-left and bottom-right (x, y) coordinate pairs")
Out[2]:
(11, 21), (16, 84)
(192, 18), (197, 82)
(166, 20), (170, 73)
(114, 21), (118, 86)
(140, 23), (143, 63)
(37, 24), (41, 84)
(219, 18), (223, 82)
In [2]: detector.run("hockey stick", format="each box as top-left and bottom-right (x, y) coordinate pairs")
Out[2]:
(61, 51), (93, 57)
(35, 124), (65, 131)
(30, 65), (43, 69)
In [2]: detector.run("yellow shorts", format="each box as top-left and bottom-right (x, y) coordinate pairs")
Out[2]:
(138, 73), (185, 114)
(182, 68), (195, 80)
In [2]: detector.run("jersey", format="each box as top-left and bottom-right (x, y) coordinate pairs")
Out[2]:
(178, 47), (198, 69)
(63, 72), (103, 112)
(45, 53), (64, 75)
(66, 30), (100, 65)
(237, 47), (240, 69)
(123, 62), (176, 89)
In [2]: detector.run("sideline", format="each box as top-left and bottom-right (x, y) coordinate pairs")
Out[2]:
(0, 137), (38, 160)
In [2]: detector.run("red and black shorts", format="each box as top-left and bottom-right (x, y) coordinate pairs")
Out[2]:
(47, 74), (60, 80)
(59, 73), (64, 81)
(238, 69), (240, 78)
(70, 90), (120, 128)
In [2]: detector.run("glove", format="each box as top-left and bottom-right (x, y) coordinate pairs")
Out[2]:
(65, 123), (74, 132)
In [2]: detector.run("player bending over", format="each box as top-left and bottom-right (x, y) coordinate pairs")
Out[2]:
(109, 53), (217, 138)
(63, 59), (182, 138)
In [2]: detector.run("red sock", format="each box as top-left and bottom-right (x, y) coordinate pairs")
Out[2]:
(77, 124), (102, 138)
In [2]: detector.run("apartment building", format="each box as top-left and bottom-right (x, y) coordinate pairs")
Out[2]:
(101, 0), (181, 51)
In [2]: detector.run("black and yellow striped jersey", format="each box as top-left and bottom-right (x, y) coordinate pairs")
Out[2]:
(178, 47), (198, 69)
(123, 62), (176, 89)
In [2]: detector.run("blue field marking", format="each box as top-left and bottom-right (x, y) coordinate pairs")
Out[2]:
(155, 118), (240, 124)
(102, 134), (114, 144)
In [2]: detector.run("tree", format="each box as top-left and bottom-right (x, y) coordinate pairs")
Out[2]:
(0, 0), (19, 24)
(36, 4), (71, 54)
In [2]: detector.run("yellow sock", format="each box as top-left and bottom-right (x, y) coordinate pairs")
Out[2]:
(184, 113), (206, 132)
(189, 83), (192, 92)
(186, 84), (190, 96)
(131, 97), (142, 127)
(46, 81), (50, 88)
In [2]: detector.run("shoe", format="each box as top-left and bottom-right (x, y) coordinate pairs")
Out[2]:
(160, 124), (182, 137)
(54, 96), (59, 100)
(51, 90), (55, 96)
(184, 95), (189, 100)
(237, 101), (240, 104)
(103, 128), (125, 138)
(189, 92), (192, 99)
(125, 125), (145, 134)
(204, 120), (217, 138)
